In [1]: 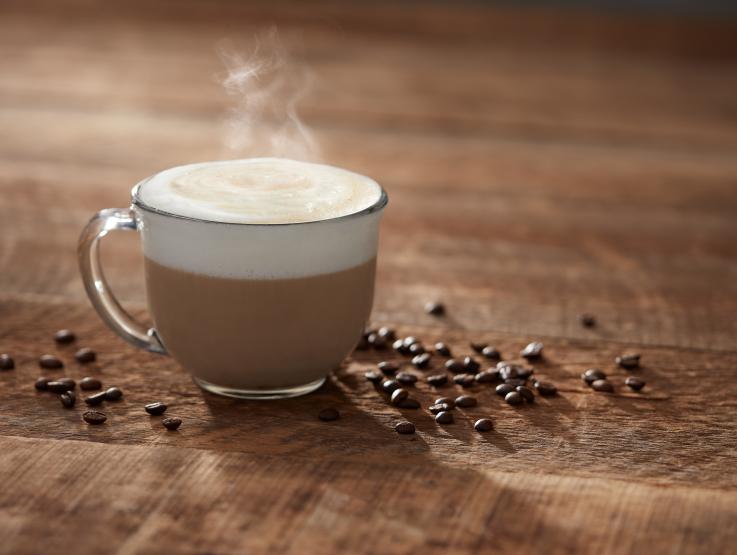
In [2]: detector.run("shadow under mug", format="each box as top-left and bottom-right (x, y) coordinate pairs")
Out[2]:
(78, 170), (388, 399)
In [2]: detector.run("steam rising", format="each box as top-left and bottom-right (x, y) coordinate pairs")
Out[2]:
(219, 30), (320, 161)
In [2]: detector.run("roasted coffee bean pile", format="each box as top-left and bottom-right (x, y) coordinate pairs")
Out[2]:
(1, 330), (182, 431)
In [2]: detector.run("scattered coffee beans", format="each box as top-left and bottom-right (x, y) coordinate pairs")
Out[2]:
(411, 353), (431, 369)
(504, 391), (524, 406)
(591, 379), (614, 393)
(434, 342), (451, 357)
(495, 383), (515, 397)
(34, 377), (50, 391)
(39, 354), (63, 369)
(0, 354), (15, 370)
(382, 379), (401, 393)
(378, 361), (399, 376)
(463, 356), (480, 373)
(84, 391), (107, 406)
(474, 418), (494, 432)
(625, 377), (646, 391)
(516, 386), (535, 403)
(397, 398), (420, 409)
(470, 342), (487, 354)
(318, 408), (340, 421)
(104, 387), (123, 401)
(79, 377), (102, 391)
(390, 388), (409, 405)
(403, 337), (419, 348)
(395, 421), (416, 434)
(145, 402), (167, 416)
(54, 329), (76, 344)
(60, 391), (76, 408)
(162, 417), (182, 430)
(396, 371), (418, 385)
(426, 374), (448, 387)
(83, 411), (106, 425)
(425, 301), (445, 316)
(481, 346), (501, 360)
(47, 380), (75, 393)
(616, 354), (641, 369)
(579, 314), (596, 328)
(534, 381), (558, 396)
(455, 395), (478, 408)
(75, 348), (96, 364)
(582, 368), (607, 385)
(521, 342), (544, 359)
(364, 370), (383, 383)
(435, 411), (454, 424)
(435, 397), (456, 409)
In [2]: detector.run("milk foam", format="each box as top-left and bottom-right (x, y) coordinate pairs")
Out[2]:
(134, 159), (385, 279)
(138, 158), (382, 224)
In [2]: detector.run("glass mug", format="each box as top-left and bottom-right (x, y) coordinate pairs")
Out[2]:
(78, 162), (387, 399)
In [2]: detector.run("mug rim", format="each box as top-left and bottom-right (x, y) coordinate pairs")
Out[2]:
(130, 169), (388, 228)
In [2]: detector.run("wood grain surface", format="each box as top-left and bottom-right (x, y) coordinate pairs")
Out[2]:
(1, 1), (737, 554)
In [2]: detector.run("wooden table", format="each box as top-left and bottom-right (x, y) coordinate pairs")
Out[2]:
(2, 1), (737, 553)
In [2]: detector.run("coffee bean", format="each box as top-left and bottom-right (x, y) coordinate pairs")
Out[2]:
(408, 343), (425, 355)
(444, 359), (465, 373)
(84, 391), (107, 406)
(429, 403), (452, 414)
(60, 391), (76, 408)
(39, 354), (63, 369)
(382, 379), (401, 393)
(74, 348), (96, 364)
(504, 391), (524, 406)
(495, 383), (515, 397)
(434, 342), (451, 357)
(521, 342), (544, 359)
(396, 371), (418, 385)
(453, 374), (475, 388)
(79, 377), (102, 391)
(145, 402), (168, 416)
(516, 367), (534, 380)
(364, 328), (377, 338)
(534, 381), (558, 396)
(34, 377), (50, 391)
(82, 411), (106, 425)
(625, 377), (646, 391)
(364, 370), (383, 383)
(54, 329), (76, 344)
(470, 342), (487, 354)
(582, 368), (607, 385)
(378, 327), (396, 340)
(426, 374), (448, 387)
(397, 398), (420, 409)
(0, 354), (15, 370)
(616, 354), (641, 369)
(392, 339), (409, 355)
(390, 388), (409, 405)
(591, 379), (614, 393)
(367, 333), (387, 350)
(395, 421), (415, 434)
(425, 301), (445, 316)
(403, 336), (419, 348)
(474, 369), (499, 383)
(162, 417), (182, 430)
(455, 395), (477, 408)
(435, 411), (454, 424)
(411, 353), (431, 369)
(47, 379), (75, 393)
(104, 387), (123, 401)
(499, 366), (519, 381)
(481, 346), (501, 360)
(579, 314), (596, 328)
(474, 418), (493, 432)
(504, 378), (527, 387)
(435, 397), (456, 409)
(377, 361), (399, 376)
(463, 356), (481, 373)
(516, 386), (535, 403)
(318, 408), (340, 421)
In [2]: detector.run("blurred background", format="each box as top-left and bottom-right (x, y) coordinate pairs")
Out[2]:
(2, 0), (737, 347)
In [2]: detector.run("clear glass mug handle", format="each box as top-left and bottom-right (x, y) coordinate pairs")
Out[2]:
(78, 208), (166, 354)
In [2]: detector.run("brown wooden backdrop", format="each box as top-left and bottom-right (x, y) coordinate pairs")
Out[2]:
(1, 1), (737, 553)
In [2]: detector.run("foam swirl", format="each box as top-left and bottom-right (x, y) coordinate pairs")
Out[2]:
(139, 158), (382, 224)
